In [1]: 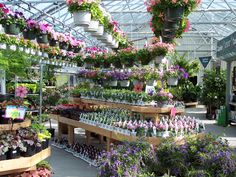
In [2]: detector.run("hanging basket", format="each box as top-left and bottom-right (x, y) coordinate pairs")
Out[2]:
(37, 33), (49, 44)
(59, 41), (69, 50)
(84, 20), (99, 32)
(165, 6), (184, 21)
(49, 38), (59, 47)
(91, 25), (104, 37)
(23, 30), (36, 40)
(162, 36), (174, 43)
(109, 80), (118, 87)
(167, 77), (178, 86)
(4, 23), (21, 35)
(119, 80), (130, 87)
(164, 20), (179, 30)
(73, 11), (91, 26)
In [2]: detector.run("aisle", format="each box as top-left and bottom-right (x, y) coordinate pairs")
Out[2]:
(47, 146), (98, 177)
(185, 106), (236, 147)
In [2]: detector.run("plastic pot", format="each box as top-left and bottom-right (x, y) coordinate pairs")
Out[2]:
(167, 77), (178, 86)
(21, 144), (36, 157)
(7, 148), (20, 159)
(119, 80), (130, 87)
(165, 6), (184, 21)
(42, 139), (49, 150)
(73, 46), (81, 53)
(164, 20), (179, 30)
(37, 33), (49, 44)
(49, 38), (59, 47)
(146, 79), (155, 86)
(73, 11), (91, 26)
(23, 30), (36, 40)
(59, 41), (69, 50)
(4, 23), (21, 35)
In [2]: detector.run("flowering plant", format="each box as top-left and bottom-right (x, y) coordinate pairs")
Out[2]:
(152, 89), (173, 102)
(0, 4), (26, 29)
(118, 46), (138, 67)
(144, 68), (162, 81)
(145, 0), (201, 40)
(36, 22), (52, 34)
(164, 65), (189, 79)
(24, 18), (38, 32)
(16, 86), (28, 98)
(67, 0), (100, 13)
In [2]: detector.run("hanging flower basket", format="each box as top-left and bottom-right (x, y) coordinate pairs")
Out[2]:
(73, 11), (91, 26)
(165, 6), (184, 21)
(59, 41), (69, 50)
(167, 77), (178, 86)
(4, 23), (21, 35)
(146, 79), (155, 86)
(37, 33), (49, 44)
(109, 80), (118, 87)
(84, 20), (99, 32)
(119, 80), (130, 87)
(92, 25), (104, 37)
(23, 30), (36, 40)
(49, 38), (59, 47)
(164, 20), (179, 30)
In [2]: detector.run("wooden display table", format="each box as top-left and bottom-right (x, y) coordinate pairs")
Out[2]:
(0, 147), (51, 175)
(50, 114), (164, 150)
(0, 119), (31, 131)
(71, 98), (185, 121)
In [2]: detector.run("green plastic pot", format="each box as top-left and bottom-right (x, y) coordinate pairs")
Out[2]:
(37, 33), (49, 44)
(4, 23), (21, 35)
(23, 30), (36, 40)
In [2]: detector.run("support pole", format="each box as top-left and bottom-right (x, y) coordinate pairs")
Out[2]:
(0, 69), (6, 94)
(39, 63), (44, 123)
(226, 61), (232, 124)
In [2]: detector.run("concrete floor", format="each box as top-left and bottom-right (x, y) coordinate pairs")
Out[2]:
(46, 106), (236, 176)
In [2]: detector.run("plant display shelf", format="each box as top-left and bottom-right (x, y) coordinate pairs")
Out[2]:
(49, 114), (174, 151)
(0, 147), (51, 176)
(71, 98), (185, 121)
(0, 119), (31, 131)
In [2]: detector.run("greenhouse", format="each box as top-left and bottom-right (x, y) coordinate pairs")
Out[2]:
(0, 0), (235, 176)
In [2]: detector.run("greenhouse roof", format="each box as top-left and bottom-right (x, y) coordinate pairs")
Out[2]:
(2, 0), (236, 56)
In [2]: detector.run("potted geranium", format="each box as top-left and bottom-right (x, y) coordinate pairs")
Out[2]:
(36, 22), (51, 44)
(0, 6), (26, 35)
(23, 19), (38, 40)
(48, 30), (59, 47)
(66, 0), (99, 26)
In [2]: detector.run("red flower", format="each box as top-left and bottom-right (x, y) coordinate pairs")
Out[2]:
(3, 8), (9, 14)
(133, 83), (143, 93)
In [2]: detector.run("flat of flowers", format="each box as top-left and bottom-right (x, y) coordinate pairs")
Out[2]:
(72, 98), (185, 114)
(0, 119), (31, 131)
(0, 147), (51, 175)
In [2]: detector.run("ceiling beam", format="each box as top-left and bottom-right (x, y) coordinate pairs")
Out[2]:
(110, 9), (236, 13)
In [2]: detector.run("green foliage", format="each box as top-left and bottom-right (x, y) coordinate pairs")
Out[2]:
(172, 52), (200, 77)
(37, 160), (52, 171)
(201, 69), (226, 108)
(0, 49), (31, 79)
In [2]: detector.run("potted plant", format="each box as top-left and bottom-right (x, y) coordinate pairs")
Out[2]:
(23, 19), (38, 40)
(152, 89), (173, 107)
(144, 68), (160, 86)
(36, 22), (51, 44)
(0, 6), (26, 35)
(67, 0), (99, 26)
(48, 30), (59, 47)
(58, 33), (69, 50)
(0, 143), (8, 160)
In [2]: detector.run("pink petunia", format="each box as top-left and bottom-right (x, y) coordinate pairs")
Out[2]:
(16, 86), (28, 98)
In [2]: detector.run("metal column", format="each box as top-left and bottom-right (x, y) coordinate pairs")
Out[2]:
(39, 63), (44, 123)
(226, 61), (232, 124)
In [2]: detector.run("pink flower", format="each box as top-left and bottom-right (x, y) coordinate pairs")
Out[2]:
(39, 22), (52, 34)
(172, 0), (177, 3)
(184, 19), (191, 32)
(0, 3), (5, 8)
(183, 0), (189, 4)
(16, 86), (28, 98)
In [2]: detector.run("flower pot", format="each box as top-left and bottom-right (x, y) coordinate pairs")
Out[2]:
(165, 6), (184, 21)
(0, 43), (7, 50)
(155, 55), (165, 64)
(146, 79), (155, 86)
(18, 46), (24, 52)
(7, 148), (20, 159)
(37, 33), (49, 44)
(164, 20), (179, 30)
(8, 45), (17, 51)
(59, 41), (68, 50)
(167, 77), (178, 86)
(73, 11), (91, 26)
(73, 46), (81, 53)
(35, 145), (42, 153)
(119, 80), (130, 87)
(84, 20), (99, 32)
(49, 38), (59, 47)
(113, 41), (119, 49)
(162, 36), (173, 43)
(24, 48), (31, 54)
(0, 154), (7, 161)
(42, 139), (49, 150)
(163, 29), (176, 38)
(23, 30), (36, 40)
(21, 144), (36, 157)
(109, 80), (118, 87)
(47, 128), (55, 138)
(92, 25), (104, 36)
(4, 23), (21, 35)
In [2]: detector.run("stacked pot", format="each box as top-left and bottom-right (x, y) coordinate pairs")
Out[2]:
(73, 11), (119, 49)
(162, 7), (184, 43)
